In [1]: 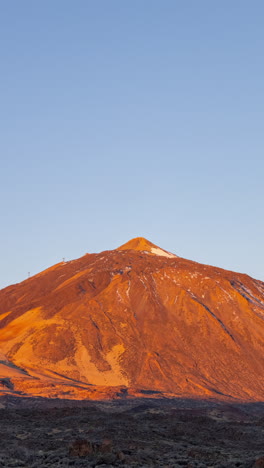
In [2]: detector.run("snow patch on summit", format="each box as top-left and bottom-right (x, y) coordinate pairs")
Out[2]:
(150, 247), (177, 258)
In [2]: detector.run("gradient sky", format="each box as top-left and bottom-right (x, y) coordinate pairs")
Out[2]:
(1, 0), (264, 289)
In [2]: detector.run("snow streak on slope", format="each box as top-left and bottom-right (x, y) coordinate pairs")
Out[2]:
(150, 247), (177, 258)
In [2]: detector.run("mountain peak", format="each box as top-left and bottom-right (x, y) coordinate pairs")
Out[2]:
(1, 237), (264, 402)
(117, 237), (157, 252)
(116, 237), (177, 258)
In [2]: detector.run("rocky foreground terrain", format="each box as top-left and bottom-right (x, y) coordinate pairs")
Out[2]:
(0, 398), (264, 468)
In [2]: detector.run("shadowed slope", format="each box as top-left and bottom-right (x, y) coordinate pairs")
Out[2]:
(0, 238), (264, 401)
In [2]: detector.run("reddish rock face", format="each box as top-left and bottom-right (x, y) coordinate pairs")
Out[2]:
(0, 237), (263, 401)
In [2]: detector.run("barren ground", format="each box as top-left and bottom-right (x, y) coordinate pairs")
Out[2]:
(0, 397), (263, 467)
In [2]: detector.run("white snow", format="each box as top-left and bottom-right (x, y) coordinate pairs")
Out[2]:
(126, 281), (130, 299)
(116, 289), (122, 302)
(150, 247), (177, 258)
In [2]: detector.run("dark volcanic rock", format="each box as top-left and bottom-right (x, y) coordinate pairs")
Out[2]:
(0, 400), (263, 467)
(253, 456), (264, 467)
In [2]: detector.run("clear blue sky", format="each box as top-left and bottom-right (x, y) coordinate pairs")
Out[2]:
(1, 0), (264, 289)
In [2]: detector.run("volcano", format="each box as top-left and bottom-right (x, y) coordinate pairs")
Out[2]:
(0, 237), (264, 401)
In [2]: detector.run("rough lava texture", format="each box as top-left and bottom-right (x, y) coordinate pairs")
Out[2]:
(0, 237), (264, 402)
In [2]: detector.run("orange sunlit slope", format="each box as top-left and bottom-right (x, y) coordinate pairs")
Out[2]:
(0, 238), (264, 401)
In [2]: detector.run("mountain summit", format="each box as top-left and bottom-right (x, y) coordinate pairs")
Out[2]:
(117, 237), (177, 258)
(0, 238), (264, 401)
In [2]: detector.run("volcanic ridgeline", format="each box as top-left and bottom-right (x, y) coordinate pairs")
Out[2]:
(0, 237), (264, 401)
